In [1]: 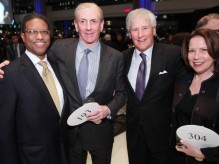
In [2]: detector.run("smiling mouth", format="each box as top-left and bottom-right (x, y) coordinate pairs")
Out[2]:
(35, 42), (46, 46)
(193, 62), (203, 65)
(138, 39), (146, 42)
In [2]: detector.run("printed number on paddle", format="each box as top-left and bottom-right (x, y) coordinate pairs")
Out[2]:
(77, 110), (91, 120)
(188, 133), (207, 141)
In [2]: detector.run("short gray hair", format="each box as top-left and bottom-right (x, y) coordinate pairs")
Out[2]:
(126, 8), (157, 32)
(74, 2), (103, 21)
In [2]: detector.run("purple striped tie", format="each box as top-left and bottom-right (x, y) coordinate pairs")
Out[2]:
(135, 53), (146, 100)
(78, 48), (91, 100)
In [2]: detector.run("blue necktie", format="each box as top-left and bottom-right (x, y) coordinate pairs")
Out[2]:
(78, 48), (91, 100)
(135, 53), (146, 100)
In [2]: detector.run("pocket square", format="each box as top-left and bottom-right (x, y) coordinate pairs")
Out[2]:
(159, 70), (168, 75)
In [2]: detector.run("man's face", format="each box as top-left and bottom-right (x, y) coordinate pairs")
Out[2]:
(11, 35), (19, 45)
(21, 18), (50, 60)
(128, 16), (156, 52)
(74, 7), (104, 47)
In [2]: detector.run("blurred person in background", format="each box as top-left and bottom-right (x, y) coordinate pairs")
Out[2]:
(102, 33), (115, 48)
(114, 32), (128, 51)
(6, 33), (25, 61)
(195, 13), (219, 32)
(172, 32), (189, 46)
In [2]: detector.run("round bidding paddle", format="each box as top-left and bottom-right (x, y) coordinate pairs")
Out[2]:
(67, 102), (101, 126)
(176, 125), (219, 149)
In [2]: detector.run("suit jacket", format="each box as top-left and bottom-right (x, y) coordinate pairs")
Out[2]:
(0, 54), (69, 164)
(171, 72), (219, 164)
(123, 42), (186, 153)
(49, 38), (127, 150)
(6, 43), (26, 61)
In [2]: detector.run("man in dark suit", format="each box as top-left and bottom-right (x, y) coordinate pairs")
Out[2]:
(0, 13), (69, 164)
(6, 33), (26, 61)
(49, 2), (127, 164)
(123, 8), (185, 164)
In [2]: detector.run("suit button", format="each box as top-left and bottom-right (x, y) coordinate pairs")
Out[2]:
(178, 93), (182, 97)
(195, 107), (199, 111)
(201, 90), (205, 93)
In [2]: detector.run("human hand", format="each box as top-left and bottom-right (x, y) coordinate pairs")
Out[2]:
(0, 60), (10, 79)
(176, 140), (205, 161)
(86, 105), (110, 124)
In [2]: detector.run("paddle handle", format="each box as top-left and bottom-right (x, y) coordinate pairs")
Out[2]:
(195, 158), (203, 161)
(93, 120), (102, 124)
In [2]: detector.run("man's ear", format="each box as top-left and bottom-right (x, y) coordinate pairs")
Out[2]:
(20, 32), (25, 43)
(74, 20), (79, 32)
(128, 32), (132, 39)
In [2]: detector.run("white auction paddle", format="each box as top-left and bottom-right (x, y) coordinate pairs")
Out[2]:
(67, 102), (101, 126)
(176, 125), (219, 148)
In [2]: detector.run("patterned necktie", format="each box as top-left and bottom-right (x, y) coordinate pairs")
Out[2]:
(38, 60), (61, 115)
(135, 53), (147, 100)
(78, 48), (91, 100)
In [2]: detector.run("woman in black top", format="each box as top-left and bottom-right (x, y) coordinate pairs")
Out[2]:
(172, 28), (219, 164)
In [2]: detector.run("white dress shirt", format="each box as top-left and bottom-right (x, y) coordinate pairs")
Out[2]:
(128, 45), (153, 91)
(75, 40), (101, 98)
(26, 50), (64, 110)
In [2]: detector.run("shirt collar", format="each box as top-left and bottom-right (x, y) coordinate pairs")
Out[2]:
(25, 50), (48, 66)
(134, 44), (154, 60)
(78, 39), (100, 53)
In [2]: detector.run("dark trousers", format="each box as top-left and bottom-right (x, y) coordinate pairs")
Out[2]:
(69, 146), (112, 164)
(127, 126), (170, 164)
(69, 134), (112, 164)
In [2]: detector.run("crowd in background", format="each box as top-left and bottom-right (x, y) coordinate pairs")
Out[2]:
(0, 28), (192, 63)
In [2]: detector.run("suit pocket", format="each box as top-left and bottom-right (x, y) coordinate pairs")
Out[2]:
(18, 144), (47, 164)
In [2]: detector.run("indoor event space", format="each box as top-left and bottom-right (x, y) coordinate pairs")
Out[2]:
(0, 0), (219, 164)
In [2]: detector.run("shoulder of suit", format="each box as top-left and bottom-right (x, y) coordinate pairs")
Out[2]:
(101, 42), (122, 55)
(122, 47), (134, 55)
(2, 58), (23, 74)
(53, 38), (78, 47)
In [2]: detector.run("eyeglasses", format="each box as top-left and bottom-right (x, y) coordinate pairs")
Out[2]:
(24, 29), (50, 36)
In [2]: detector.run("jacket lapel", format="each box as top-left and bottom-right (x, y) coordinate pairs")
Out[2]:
(48, 57), (68, 117)
(142, 43), (166, 101)
(93, 43), (112, 91)
(62, 39), (82, 104)
(21, 54), (60, 117)
(124, 48), (136, 95)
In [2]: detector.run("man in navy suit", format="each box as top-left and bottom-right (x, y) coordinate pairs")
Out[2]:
(0, 13), (69, 164)
(123, 8), (186, 164)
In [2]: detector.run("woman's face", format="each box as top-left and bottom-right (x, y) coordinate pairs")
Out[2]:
(188, 35), (214, 75)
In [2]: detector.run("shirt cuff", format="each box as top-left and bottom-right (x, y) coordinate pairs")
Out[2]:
(106, 106), (111, 119)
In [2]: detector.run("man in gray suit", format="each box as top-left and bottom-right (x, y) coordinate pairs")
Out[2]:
(49, 2), (126, 164)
